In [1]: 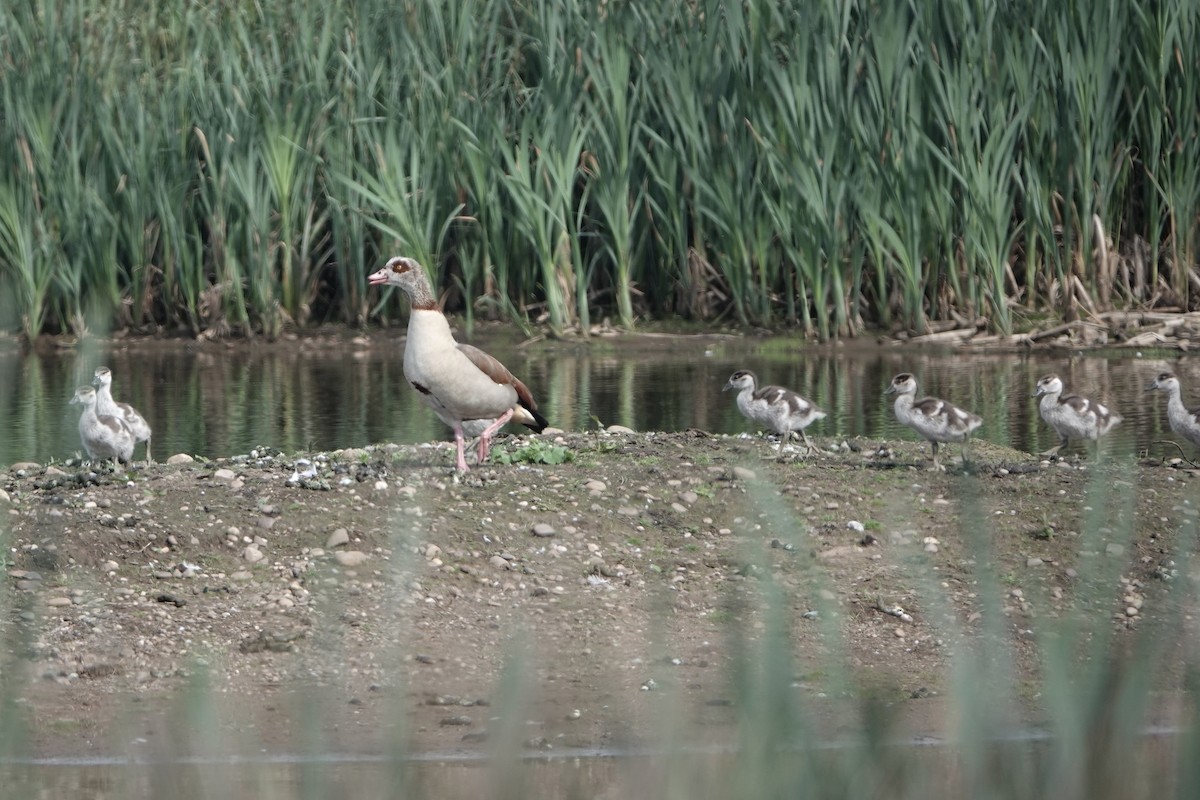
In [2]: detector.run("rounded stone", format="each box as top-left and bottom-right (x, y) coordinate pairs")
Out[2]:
(531, 523), (556, 538)
(334, 550), (370, 567)
(326, 528), (351, 548)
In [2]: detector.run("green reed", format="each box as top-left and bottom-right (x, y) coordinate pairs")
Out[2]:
(0, 0), (1197, 339)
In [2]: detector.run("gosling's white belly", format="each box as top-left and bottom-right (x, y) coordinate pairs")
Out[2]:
(1040, 399), (1101, 440)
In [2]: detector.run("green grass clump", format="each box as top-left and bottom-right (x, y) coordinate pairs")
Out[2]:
(490, 440), (574, 466)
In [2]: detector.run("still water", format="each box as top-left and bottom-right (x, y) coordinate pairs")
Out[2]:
(0, 333), (1195, 467)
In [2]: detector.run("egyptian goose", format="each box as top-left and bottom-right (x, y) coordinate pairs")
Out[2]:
(368, 256), (549, 472)
(1146, 372), (1200, 450)
(1032, 374), (1122, 456)
(885, 373), (982, 470)
(723, 370), (826, 455)
(70, 385), (135, 464)
(93, 366), (153, 462)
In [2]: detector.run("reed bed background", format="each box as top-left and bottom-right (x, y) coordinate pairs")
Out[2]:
(1, 0), (1198, 340)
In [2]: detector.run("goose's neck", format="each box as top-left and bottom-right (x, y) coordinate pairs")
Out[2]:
(407, 306), (453, 342)
(1166, 386), (1187, 415)
(403, 277), (439, 310)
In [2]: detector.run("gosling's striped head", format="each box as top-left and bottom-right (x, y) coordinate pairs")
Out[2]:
(1032, 374), (1063, 398)
(1147, 372), (1179, 393)
(723, 370), (758, 393)
(71, 385), (98, 407)
(93, 366), (113, 389)
(885, 373), (918, 396)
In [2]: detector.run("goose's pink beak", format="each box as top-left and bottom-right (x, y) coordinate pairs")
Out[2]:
(367, 269), (390, 286)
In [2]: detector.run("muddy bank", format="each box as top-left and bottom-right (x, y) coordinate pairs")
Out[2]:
(2, 431), (1196, 759)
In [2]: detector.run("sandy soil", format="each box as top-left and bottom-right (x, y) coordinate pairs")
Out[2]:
(2, 430), (1197, 760)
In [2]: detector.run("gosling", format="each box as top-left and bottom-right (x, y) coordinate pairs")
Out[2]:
(71, 385), (135, 464)
(724, 370), (826, 456)
(1146, 372), (1200, 452)
(93, 366), (153, 462)
(885, 373), (982, 470)
(1032, 374), (1121, 457)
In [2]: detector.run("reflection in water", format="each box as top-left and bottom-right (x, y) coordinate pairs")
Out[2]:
(1, 730), (1180, 799)
(0, 337), (1196, 465)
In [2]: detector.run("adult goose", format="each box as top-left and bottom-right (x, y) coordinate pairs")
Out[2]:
(70, 385), (135, 464)
(1032, 374), (1121, 456)
(723, 370), (826, 455)
(885, 373), (982, 470)
(368, 256), (549, 472)
(1146, 372), (1200, 451)
(93, 366), (153, 462)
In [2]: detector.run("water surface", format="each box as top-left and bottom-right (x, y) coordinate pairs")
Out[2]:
(0, 334), (1195, 466)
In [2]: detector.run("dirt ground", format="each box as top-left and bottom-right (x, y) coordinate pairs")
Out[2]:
(2, 430), (1197, 760)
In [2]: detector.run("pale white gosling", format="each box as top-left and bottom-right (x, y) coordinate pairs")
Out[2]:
(885, 373), (982, 470)
(1146, 372), (1200, 451)
(723, 370), (826, 455)
(71, 385), (135, 464)
(93, 366), (152, 462)
(1032, 373), (1121, 457)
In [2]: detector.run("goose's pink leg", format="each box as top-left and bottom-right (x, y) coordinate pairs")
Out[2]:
(453, 425), (470, 472)
(475, 408), (515, 464)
